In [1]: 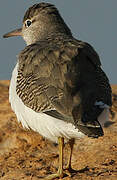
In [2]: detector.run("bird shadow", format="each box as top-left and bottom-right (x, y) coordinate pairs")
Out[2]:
(64, 166), (90, 178)
(37, 166), (90, 179)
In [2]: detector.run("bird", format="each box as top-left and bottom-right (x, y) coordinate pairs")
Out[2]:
(3, 2), (112, 179)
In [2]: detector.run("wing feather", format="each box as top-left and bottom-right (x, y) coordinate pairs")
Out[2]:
(16, 39), (111, 125)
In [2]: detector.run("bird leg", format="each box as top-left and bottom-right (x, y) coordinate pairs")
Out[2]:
(45, 137), (64, 180)
(57, 137), (64, 177)
(65, 138), (76, 174)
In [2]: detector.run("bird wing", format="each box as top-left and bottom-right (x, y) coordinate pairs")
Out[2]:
(16, 39), (112, 128)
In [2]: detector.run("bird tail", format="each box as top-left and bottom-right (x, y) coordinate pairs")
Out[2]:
(72, 105), (104, 138)
(77, 118), (104, 138)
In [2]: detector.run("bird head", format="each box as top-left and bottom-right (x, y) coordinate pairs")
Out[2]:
(3, 2), (72, 45)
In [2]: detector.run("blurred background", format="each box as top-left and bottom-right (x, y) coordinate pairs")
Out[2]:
(0, 0), (116, 83)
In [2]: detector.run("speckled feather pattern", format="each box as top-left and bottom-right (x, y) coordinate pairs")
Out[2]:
(8, 2), (112, 141)
(16, 37), (111, 121)
(9, 62), (109, 143)
(9, 63), (85, 143)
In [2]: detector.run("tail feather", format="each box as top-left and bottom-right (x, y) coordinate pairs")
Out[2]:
(72, 105), (105, 138)
(77, 118), (104, 138)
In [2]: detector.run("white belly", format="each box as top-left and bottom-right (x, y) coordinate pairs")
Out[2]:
(9, 63), (85, 143)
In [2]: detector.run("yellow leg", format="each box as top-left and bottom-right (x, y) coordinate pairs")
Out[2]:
(58, 137), (64, 177)
(65, 138), (77, 178)
(66, 138), (75, 171)
(45, 137), (64, 180)
(65, 138), (78, 177)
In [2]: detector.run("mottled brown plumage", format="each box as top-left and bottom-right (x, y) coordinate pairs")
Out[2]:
(10, 2), (112, 137)
(16, 34), (112, 136)
(3, 2), (112, 139)
(3, 2), (112, 179)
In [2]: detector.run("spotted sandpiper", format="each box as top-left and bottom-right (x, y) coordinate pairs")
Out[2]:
(3, 2), (112, 179)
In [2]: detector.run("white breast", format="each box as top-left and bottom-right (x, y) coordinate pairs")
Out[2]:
(9, 63), (85, 143)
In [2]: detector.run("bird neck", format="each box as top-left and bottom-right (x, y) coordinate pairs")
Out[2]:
(45, 31), (72, 42)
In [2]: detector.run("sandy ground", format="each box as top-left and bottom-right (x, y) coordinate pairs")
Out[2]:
(0, 80), (117, 180)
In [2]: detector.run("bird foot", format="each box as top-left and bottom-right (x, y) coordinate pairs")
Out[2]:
(64, 166), (78, 177)
(44, 170), (64, 180)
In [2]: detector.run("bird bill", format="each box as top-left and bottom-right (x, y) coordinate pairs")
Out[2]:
(3, 28), (22, 38)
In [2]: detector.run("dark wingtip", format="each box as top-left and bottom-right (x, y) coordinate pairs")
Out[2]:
(87, 127), (104, 138)
(77, 119), (104, 138)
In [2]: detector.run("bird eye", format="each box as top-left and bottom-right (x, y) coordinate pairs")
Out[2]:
(25, 20), (32, 27)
